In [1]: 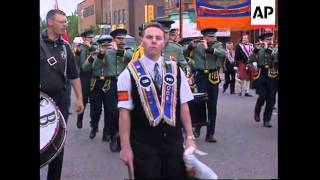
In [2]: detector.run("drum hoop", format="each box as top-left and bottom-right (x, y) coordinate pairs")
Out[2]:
(40, 110), (67, 168)
(40, 91), (61, 151)
(192, 92), (208, 97)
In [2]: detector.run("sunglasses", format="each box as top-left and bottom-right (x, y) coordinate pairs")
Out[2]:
(115, 36), (125, 40)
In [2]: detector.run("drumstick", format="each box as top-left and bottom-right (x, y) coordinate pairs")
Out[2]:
(127, 161), (134, 179)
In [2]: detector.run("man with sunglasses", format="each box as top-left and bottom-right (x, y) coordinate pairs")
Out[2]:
(186, 28), (226, 143)
(82, 28), (133, 152)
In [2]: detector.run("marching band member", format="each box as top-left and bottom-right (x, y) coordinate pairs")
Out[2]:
(186, 28), (226, 142)
(249, 30), (278, 128)
(76, 30), (95, 129)
(82, 28), (133, 151)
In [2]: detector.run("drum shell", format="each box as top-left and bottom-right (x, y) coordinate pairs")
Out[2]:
(40, 92), (67, 168)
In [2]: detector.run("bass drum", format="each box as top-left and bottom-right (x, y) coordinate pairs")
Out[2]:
(188, 93), (209, 127)
(40, 91), (67, 168)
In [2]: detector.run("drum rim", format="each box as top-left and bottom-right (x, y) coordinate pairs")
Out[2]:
(192, 92), (208, 96)
(40, 111), (67, 168)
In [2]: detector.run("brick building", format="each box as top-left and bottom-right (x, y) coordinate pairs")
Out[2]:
(77, 0), (103, 34)
(78, 0), (165, 39)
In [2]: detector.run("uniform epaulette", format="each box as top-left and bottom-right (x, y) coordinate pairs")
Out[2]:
(215, 41), (222, 46)
(174, 42), (182, 47)
(169, 42), (182, 47)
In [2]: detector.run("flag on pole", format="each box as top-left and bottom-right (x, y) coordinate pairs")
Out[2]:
(54, 0), (70, 42)
(175, 0), (179, 8)
(54, 0), (59, 10)
(194, 0), (251, 30)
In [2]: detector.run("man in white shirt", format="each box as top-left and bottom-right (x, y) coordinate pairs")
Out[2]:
(117, 22), (196, 179)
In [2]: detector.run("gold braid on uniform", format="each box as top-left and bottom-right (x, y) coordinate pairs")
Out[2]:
(268, 67), (278, 78)
(252, 68), (261, 80)
(102, 79), (111, 92)
(208, 70), (220, 84)
(90, 78), (96, 91)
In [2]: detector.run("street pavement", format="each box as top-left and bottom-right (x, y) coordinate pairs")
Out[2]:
(40, 77), (278, 179)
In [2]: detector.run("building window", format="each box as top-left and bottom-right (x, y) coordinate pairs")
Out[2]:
(157, 6), (164, 18)
(114, 10), (117, 24)
(109, 11), (111, 24)
(118, 10), (122, 24)
(83, 5), (94, 17)
(122, 9), (125, 24)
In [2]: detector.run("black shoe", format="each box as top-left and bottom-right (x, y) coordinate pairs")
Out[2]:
(205, 135), (217, 143)
(245, 93), (253, 97)
(263, 122), (273, 128)
(102, 134), (111, 142)
(110, 134), (121, 152)
(193, 128), (201, 138)
(230, 92), (235, 94)
(76, 119), (83, 129)
(89, 129), (97, 139)
(254, 113), (260, 122)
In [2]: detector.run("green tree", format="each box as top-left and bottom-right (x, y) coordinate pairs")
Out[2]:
(40, 17), (46, 32)
(67, 11), (79, 40)
(89, 25), (100, 35)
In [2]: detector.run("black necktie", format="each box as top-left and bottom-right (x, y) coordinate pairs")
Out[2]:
(154, 63), (162, 89)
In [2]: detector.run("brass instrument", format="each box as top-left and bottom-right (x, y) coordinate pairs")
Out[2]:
(185, 57), (198, 93)
(255, 41), (277, 49)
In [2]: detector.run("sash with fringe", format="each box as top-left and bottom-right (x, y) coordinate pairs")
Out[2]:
(239, 43), (253, 58)
(127, 59), (178, 127)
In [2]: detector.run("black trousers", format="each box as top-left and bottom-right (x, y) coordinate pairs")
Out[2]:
(131, 134), (187, 179)
(272, 76), (278, 108)
(195, 71), (219, 137)
(254, 69), (276, 122)
(223, 70), (236, 93)
(89, 78), (119, 136)
(46, 85), (71, 180)
(77, 71), (92, 121)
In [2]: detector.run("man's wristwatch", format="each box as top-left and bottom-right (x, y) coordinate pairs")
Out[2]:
(186, 135), (196, 140)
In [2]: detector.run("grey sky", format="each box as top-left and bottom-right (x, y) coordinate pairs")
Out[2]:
(40, 0), (83, 20)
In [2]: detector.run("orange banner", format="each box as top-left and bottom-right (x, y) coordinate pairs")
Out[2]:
(194, 0), (252, 30)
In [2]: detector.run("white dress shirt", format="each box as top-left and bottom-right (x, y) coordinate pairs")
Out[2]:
(118, 55), (194, 110)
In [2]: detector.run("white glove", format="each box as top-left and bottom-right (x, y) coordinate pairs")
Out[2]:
(183, 147), (218, 179)
(233, 67), (238, 71)
(252, 62), (258, 68)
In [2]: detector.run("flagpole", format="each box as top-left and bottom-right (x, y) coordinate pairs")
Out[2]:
(55, 0), (59, 10)
(179, 0), (183, 39)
